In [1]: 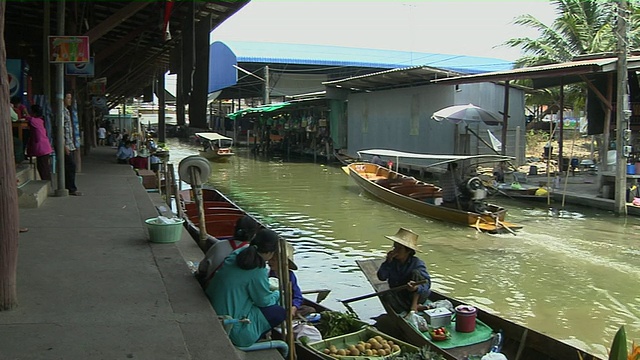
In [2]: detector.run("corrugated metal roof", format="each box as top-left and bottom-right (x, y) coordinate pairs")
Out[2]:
(431, 56), (640, 88)
(218, 40), (513, 74)
(322, 65), (461, 91)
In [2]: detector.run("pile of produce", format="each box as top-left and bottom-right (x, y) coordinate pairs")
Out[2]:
(321, 335), (401, 357)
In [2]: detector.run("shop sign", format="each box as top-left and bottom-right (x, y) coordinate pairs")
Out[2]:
(48, 36), (90, 63)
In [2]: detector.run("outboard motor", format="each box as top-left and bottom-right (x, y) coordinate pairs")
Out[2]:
(458, 177), (488, 213)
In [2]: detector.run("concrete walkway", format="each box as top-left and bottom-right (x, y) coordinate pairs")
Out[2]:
(1, 146), (280, 360)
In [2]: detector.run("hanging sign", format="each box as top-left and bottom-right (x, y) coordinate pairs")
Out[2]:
(48, 36), (90, 63)
(65, 57), (95, 76)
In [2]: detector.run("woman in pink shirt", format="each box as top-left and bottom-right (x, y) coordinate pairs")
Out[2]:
(26, 104), (53, 181)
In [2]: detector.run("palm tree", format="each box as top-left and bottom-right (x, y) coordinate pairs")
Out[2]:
(503, 0), (640, 121)
(504, 0), (620, 68)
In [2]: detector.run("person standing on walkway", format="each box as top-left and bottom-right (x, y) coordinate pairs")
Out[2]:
(97, 125), (107, 146)
(63, 92), (82, 196)
(26, 104), (52, 181)
(206, 228), (285, 347)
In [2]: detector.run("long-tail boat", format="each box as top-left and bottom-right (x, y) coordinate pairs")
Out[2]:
(343, 149), (521, 233)
(357, 258), (602, 360)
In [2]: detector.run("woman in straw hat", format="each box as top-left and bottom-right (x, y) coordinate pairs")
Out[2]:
(377, 227), (431, 313)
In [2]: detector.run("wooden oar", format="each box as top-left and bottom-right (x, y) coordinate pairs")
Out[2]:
(301, 289), (331, 303)
(496, 218), (516, 236)
(339, 279), (429, 305)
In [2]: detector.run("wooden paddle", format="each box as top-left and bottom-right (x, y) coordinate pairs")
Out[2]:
(301, 289), (331, 303)
(339, 279), (429, 305)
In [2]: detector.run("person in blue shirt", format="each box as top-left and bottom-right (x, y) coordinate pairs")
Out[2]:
(377, 227), (431, 313)
(116, 140), (135, 164)
(206, 228), (285, 347)
(267, 241), (315, 317)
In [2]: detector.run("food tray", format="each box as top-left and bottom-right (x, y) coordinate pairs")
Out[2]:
(307, 326), (419, 359)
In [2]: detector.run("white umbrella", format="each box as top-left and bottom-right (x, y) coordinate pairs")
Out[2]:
(431, 104), (503, 126)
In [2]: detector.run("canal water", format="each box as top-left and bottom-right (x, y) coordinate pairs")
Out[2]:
(169, 140), (640, 357)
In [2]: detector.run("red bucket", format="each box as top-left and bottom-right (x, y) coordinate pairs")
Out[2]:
(455, 305), (477, 333)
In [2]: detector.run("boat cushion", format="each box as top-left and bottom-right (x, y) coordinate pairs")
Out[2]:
(416, 317), (493, 349)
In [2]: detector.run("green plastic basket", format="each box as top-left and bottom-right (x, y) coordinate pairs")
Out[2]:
(306, 326), (419, 359)
(145, 217), (185, 243)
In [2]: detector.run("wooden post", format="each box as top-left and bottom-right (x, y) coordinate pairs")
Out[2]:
(278, 239), (295, 360)
(615, 0), (630, 215)
(166, 164), (174, 207)
(501, 81), (510, 155)
(190, 167), (208, 248)
(164, 163), (171, 206)
(0, 0), (19, 310)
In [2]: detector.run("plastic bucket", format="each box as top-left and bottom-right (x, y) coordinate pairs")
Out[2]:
(455, 305), (477, 333)
(627, 164), (636, 175)
(145, 217), (185, 243)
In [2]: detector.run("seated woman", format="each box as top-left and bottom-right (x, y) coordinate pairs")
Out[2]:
(116, 140), (135, 164)
(377, 228), (431, 313)
(197, 215), (259, 290)
(206, 228), (285, 347)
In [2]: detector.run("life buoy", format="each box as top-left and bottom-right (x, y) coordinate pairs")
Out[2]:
(178, 155), (211, 185)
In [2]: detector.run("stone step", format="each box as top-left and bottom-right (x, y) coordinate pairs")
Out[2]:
(16, 162), (36, 186)
(18, 180), (50, 208)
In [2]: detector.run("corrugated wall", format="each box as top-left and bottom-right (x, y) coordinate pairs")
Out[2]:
(345, 83), (525, 165)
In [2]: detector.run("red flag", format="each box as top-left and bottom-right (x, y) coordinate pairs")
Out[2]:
(163, 0), (174, 41)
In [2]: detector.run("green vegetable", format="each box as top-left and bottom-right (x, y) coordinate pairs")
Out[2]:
(389, 345), (446, 360)
(316, 311), (363, 338)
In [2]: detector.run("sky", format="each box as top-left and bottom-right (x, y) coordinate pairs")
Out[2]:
(209, 0), (558, 62)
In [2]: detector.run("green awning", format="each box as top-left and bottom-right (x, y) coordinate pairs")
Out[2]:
(227, 102), (291, 120)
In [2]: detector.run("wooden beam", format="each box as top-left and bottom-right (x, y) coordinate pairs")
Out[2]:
(94, 20), (153, 62)
(83, 2), (151, 43)
(579, 74), (612, 111)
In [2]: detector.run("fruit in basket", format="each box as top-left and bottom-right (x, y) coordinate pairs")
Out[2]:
(429, 327), (450, 341)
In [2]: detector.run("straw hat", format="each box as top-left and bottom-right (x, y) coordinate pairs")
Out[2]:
(283, 241), (298, 270)
(385, 227), (420, 252)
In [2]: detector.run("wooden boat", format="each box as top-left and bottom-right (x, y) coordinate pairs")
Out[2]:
(357, 258), (602, 360)
(489, 183), (552, 202)
(334, 150), (363, 166)
(196, 132), (234, 161)
(343, 161), (520, 233)
(179, 188), (251, 246)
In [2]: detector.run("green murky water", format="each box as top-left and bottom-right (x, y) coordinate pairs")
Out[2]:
(169, 140), (640, 357)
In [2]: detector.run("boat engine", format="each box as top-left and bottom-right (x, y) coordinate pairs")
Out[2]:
(458, 177), (488, 213)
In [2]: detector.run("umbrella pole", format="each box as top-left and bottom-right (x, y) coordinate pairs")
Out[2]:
(465, 126), (516, 170)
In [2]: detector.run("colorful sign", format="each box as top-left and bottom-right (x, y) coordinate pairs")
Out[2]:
(65, 57), (94, 76)
(6, 59), (23, 98)
(48, 36), (90, 63)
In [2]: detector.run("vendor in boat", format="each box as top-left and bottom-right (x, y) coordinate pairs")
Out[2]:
(371, 154), (387, 167)
(206, 228), (285, 347)
(377, 228), (431, 313)
(267, 241), (314, 317)
(493, 162), (506, 183)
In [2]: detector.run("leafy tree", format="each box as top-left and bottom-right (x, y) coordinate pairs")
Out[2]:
(503, 1), (640, 118)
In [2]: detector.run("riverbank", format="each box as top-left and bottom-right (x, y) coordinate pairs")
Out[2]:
(1, 146), (279, 360)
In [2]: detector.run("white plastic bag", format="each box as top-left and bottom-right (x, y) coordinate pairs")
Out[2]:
(405, 311), (429, 332)
(293, 323), (322, 343)
(481, 353), (508, 360)
(268, 277), (280, 291)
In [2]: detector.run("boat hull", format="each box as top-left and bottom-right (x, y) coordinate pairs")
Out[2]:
(199, 148), (234, 162)
(357, 259), (602, 360)
(345, 162), (519, 233)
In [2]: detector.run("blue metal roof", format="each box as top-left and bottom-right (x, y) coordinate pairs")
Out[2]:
(213, 40), (514, 74)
